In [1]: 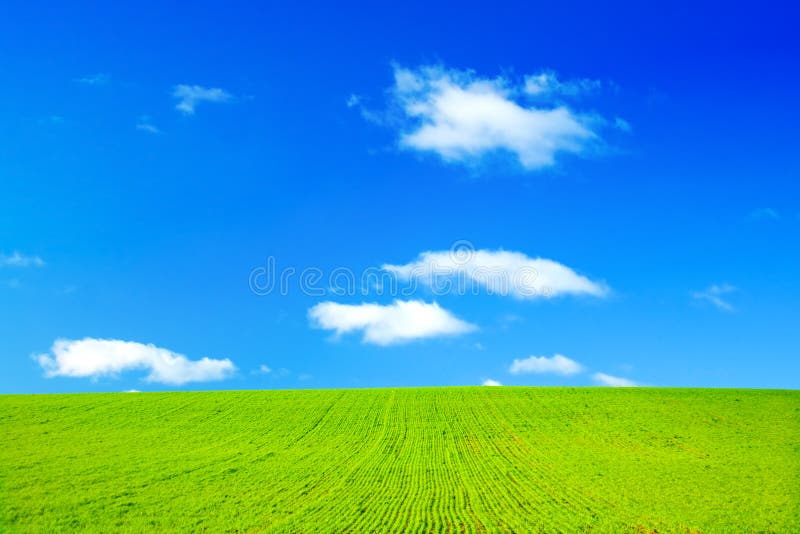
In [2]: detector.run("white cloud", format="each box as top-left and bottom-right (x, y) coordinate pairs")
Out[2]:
(482, 378), (502, 386)
(614, 117), (632, 132)
(383, 248), (608, 299)
(523, 71), (601, 97)
(692, 283), (737, 312)
(74, 73), (110, 86)
(39, 115), (65, 125)
(256, 364), (272, 374)
(593, 372), (637, 387)
(136, 123), (160, 134)
(308, 299), (476, 346)
(748, 207), (779, 221)
(1, 251), (45, 267)
(173, 84), (232, 115)
(509, 354), (584, 375)
(383, 64), (608, 170)
(36, 338), (236, 385)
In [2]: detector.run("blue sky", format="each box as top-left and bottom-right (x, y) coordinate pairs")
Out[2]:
(1, 1), (798, 393)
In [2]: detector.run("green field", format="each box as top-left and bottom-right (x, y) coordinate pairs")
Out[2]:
(1, 388), (798, 532)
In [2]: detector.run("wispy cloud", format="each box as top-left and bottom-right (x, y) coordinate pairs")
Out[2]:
(253, 364), (272, 374)
(136, 122), (161, 134)
(509, 354), (584, 375)
(346, 93), (382, 123)
(38, 115), (65, 125)
(36, 338), (236, 385)
(173, 84), (232, 115)
(383, 248), (608, 299)
(1, 251), (45, 268)
(367, 64), (615, 170)
(692, 283), (737, 312)
(593, 372), (637, 387)
(614, 117), (632, 132)
(748, 207), (779, 221)
(482, 378), (502, 386)
(308, 299), (476, 346)
(74, 73), (110, 86)
(523, 70), (601, 97)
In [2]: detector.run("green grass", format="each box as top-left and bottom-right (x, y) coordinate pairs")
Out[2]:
(1, 388), (798, 532)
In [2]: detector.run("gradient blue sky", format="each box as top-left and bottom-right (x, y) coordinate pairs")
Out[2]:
(2, 1), (798, 393)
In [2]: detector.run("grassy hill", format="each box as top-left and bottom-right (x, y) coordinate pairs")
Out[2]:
(1, 387), (798, 532)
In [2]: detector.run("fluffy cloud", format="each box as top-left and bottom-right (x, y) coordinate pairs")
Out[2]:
(173, 84), (232, 115)
(36, 338), (236, 385)
(0, 251), (44, 267)
(509, 354), (584, 375)
(383, 248), (607, 299)
(593, 372), (637, 387)
(692, 284), (737, 312)
(308, 299), (476, 346)
(383, 64), (609, 170)
(482, 378), (502, 386)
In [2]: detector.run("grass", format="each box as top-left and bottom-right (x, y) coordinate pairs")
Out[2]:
(1, 387), (798, 532)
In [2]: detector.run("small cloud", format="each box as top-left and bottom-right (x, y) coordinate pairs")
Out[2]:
(473, 342), (486, 351)
(482, 378), (502, 386)
(692, 283), (737, 312)
(36, 338), (236, 385)
(298, 373), (313, 381)
(498, 314), (523, 330)
(253, 364), (272, 374)
(509, 354), (584, 375)
(614, 117), (632, 132)
(593, 372), (637, 387)
(124, 389), (140, 393)
(253, 365), (290, 378)
(74, 73), (110, 86)
(136, 123), (161, 134)
(173, 84), (232, 115)
(38, 115), (65, 125)
(523, 70), (601, 97)
(1, 252), (45, 268)
(748, 208), (779, 221)
(308, 299), (476, 346)
(346, 93), (383, 124)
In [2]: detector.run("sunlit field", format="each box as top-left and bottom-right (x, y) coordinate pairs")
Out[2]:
(2, 387), (798, 532)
